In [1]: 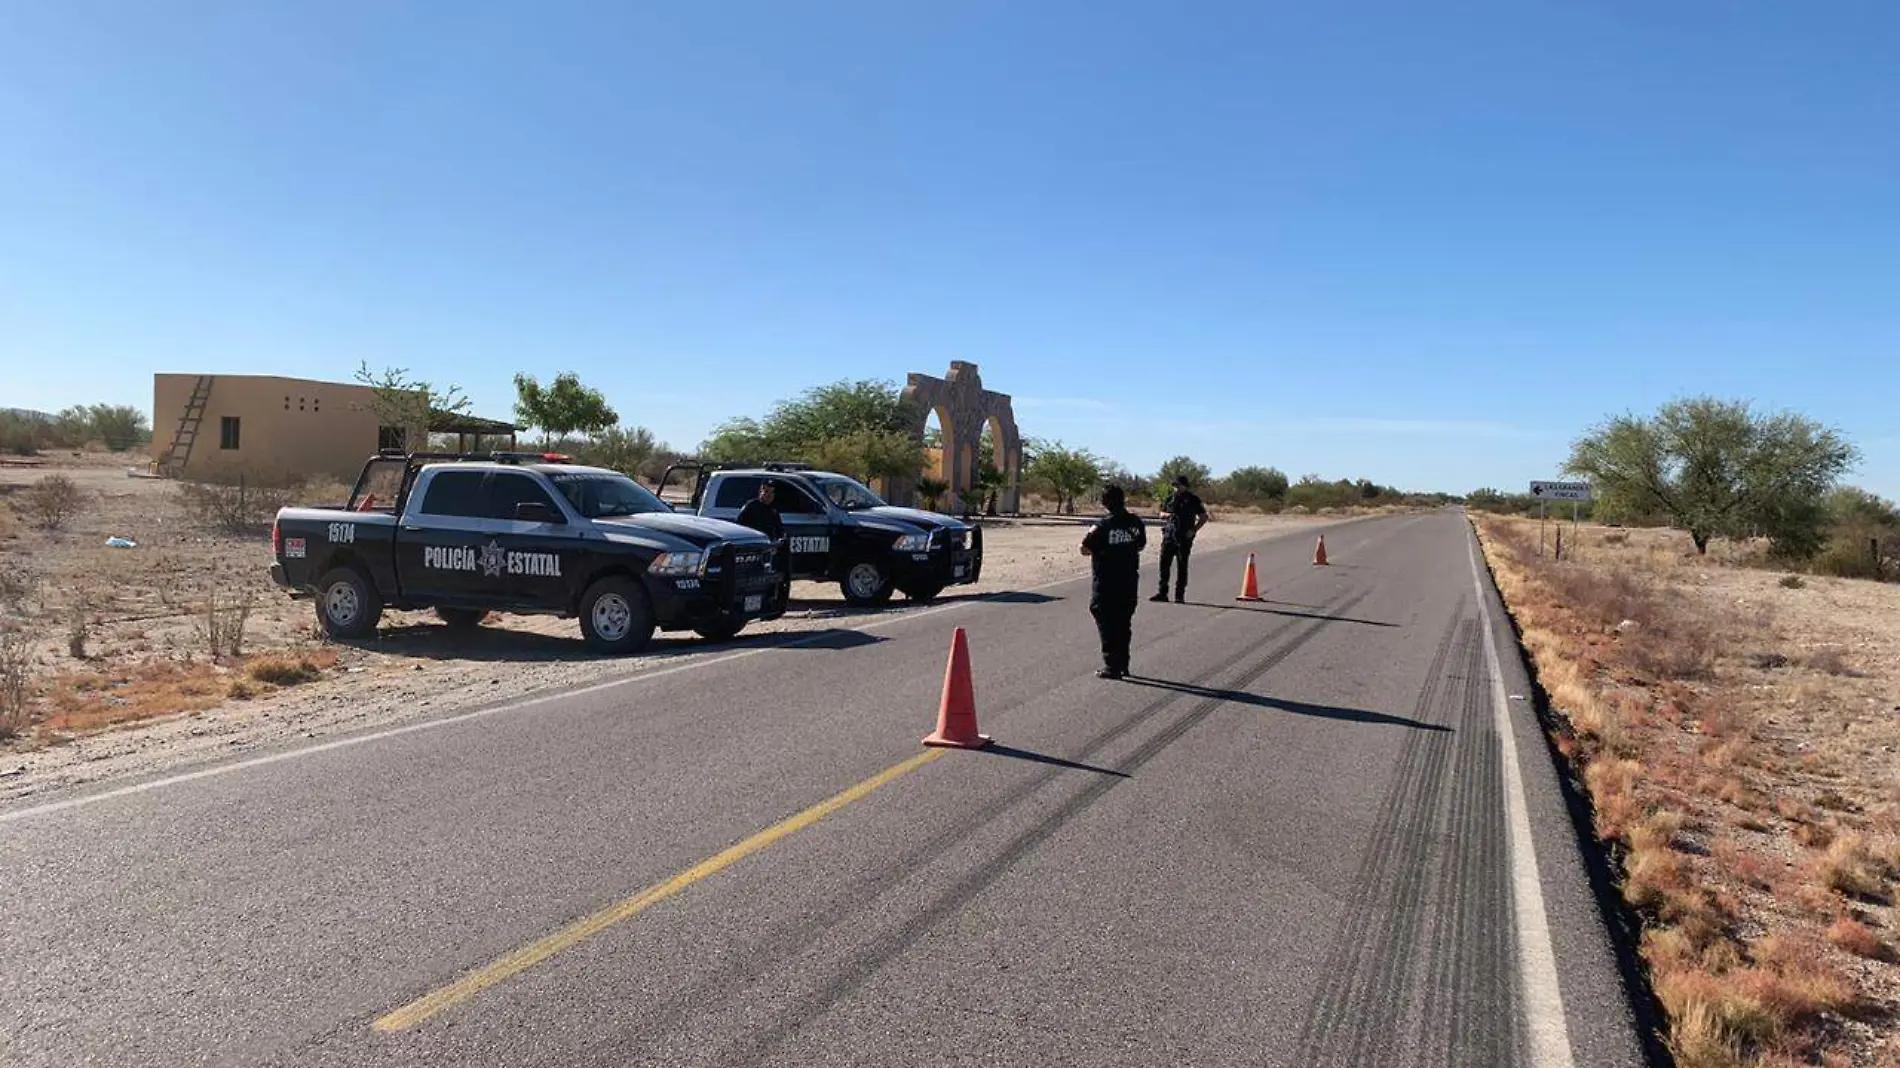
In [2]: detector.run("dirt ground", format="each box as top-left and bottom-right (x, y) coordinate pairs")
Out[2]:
(0, 453), (1333, 802)
(1479, 518), (1900, 1067)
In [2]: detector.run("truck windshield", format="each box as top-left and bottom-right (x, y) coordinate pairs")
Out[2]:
(551, 473), (671, 518)
(813, 476), (886, 511)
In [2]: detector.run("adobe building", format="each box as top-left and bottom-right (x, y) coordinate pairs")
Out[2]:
(151, 373), (516, 483)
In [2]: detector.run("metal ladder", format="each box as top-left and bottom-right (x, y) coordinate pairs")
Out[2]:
(159, 375), (214, 476)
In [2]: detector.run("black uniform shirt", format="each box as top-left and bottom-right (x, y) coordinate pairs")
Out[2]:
(1083, 509), (1148, 590)
(1162, 490), (1207, 543)
(736, 499), (784, 541)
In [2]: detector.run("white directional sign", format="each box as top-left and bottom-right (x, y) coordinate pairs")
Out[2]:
(1529, 480), (1592, 501)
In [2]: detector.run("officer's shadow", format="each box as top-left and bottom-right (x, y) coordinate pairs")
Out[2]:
(1119, 675), (1449, 732)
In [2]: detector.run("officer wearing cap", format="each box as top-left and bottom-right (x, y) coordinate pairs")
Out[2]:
(1152, 475), (1208, 603)
(1081, 483), (1147, 679)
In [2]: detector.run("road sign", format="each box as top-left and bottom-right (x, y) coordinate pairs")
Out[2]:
(1529, 480), (1592, 501)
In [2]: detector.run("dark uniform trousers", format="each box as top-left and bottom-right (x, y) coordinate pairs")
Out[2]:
(1157, 535), (1194, 597)
(1091, 580), (1137, 673)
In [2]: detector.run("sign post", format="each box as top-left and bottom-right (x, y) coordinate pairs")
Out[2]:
(1529, 481), (1593, 559)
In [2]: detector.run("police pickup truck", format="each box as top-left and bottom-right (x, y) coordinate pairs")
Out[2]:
(269, 452), (788, 653)
(659, 462), (982, 607)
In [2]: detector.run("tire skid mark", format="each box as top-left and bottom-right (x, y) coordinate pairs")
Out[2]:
(1288, 606), (1467, 1068)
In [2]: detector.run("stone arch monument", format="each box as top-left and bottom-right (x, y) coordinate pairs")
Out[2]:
(898, 361), (1022, 515)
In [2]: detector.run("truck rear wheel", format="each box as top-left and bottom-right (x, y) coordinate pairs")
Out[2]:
(841, 558), (894, 607)
(579, 577), (655, 654)
(315, 567), (382, 640)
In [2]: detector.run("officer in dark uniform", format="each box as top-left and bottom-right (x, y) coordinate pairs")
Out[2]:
(1152, 475), (1208, 603)
(736, 480), (784, 541)
(736, 480), (791, 604)
(1081, 484), (1147, 679)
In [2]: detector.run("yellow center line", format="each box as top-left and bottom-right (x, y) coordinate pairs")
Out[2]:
(372, 747), (947, 1033)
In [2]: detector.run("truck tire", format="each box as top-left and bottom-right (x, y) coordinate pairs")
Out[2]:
(579, 577), (655, 654)
(841, 558), (895, 607)
(692, 616), (747, 643)
(900, 581), (944, 604)
(435, 607), (488, 632)
(315, 567), (382, 640)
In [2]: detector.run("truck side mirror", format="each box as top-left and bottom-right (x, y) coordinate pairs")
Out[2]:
(515, 502), (564, 524)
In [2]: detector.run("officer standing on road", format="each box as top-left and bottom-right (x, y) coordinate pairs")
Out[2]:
(1152, 475), (1208, 603)
(1081, 484), (1147, 680)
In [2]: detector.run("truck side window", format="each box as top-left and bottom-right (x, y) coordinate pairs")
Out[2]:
(418, 471), (488, 517)
(484, 472), (561, 520)
(773, 481), (823, 515)
(713, 476), (761, 510)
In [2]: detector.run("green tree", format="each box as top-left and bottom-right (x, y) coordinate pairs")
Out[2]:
(699, 378), (924, 479)
(1224, 466), (1289, 503)
(354, 363), (472, 449)
(84, 405), (151, 451)
(579, 425), (663, 479)
(1153, 456), (1213, 502)
(514, 373), (619, 445)
(49, 407), (92, 449)
(1567, 398), (1857, 555)
(1025, 440), (1102, 515)
(805, 428), (926, 485)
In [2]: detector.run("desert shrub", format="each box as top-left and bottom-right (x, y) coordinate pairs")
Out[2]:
(0, 627), (32, 740)
(22, 475), (84, 530)
(197, 587), (254, 660)
(245, 653), (325, 686)
(177, 465), (302, 534)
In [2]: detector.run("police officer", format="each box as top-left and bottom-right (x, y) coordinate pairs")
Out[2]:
(736, 479), (784, 541)
(1152, 474), (1208, 603)
(1081, 484), (1147, 679)
(736, 480), (791, 604)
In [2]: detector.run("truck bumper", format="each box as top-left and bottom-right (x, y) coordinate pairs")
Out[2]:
(892, 533), (983, 588)
(648, 580), (789, 631)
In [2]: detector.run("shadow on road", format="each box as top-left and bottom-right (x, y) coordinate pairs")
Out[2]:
(1172, 601), (1397, 627)
(1122, 675), (1449, 731)
(975, 743), (1129, 777)
(354, 624), (885, 660)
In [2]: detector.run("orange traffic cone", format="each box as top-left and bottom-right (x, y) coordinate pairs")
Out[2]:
(924, 627), (991, 749)
(1313, 535), (1330, 566)
(1236, 553), (1264, 602)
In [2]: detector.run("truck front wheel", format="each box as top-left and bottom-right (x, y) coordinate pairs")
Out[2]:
(579, 577), (655, 654)
(841, 558), (894, 607)
(315, 567), (383, 640)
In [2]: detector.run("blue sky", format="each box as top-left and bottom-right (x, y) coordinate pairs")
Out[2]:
(3, 1), (1896, 496)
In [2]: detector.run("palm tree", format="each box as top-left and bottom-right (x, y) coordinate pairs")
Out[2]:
(916, 477), (950, 511)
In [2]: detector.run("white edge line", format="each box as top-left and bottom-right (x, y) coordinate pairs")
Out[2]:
(1, 519), (1354, 824)
(1467, 524), (1576, 1068)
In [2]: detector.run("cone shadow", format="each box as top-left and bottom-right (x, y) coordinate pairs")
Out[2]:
(976, 744), (1129, 777)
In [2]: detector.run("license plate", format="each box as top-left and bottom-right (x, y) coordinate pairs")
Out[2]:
(744, 594), (763, 612)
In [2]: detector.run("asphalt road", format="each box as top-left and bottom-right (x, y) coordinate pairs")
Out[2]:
(1, 512), (1650, 1067)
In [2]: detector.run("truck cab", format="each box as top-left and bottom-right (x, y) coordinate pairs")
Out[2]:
(659, 462), (983, 606)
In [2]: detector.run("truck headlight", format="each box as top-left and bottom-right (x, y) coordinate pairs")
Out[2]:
(892, 534), (931, 552)
(649, 551), (705, 577)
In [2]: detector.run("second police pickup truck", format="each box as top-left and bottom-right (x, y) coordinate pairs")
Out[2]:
(269, 452), (788, 653)
(661, 462), (982, 606)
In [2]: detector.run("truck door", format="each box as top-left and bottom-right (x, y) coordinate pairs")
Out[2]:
(402, 470), (493, 605)
(771, 479), (835, 579)
(480, 471), (579, 610)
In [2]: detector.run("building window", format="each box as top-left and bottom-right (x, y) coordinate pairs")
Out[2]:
(379, 426), (407, 451)
(284, 395), (291, 410)
(313, 397), (320, 412)
(220, 417), (241, 450)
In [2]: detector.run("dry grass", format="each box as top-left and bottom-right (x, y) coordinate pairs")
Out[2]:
(1477, 517), (1898, 1066)
(0, 627), (32, 740)
(42, 661), (229, 734)
(244, 649), (337, 686)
